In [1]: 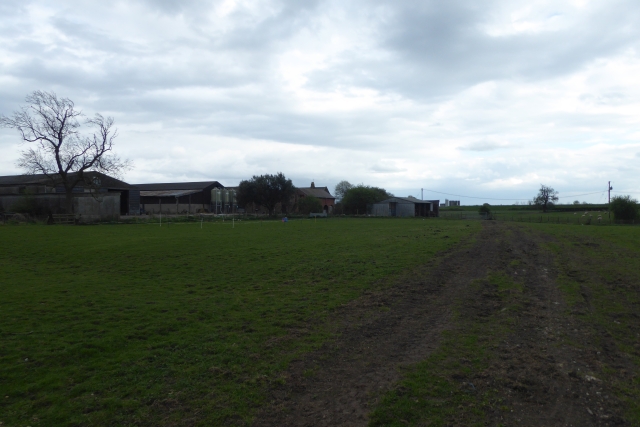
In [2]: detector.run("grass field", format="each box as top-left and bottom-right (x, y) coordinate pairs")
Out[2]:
(0, 218), (478, 426)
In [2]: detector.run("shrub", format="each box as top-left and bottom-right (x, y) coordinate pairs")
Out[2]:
(478, 203), (491, 215)
(610, 195), (639, 221)
(297, 196), (323, 214)
(342, 185), (393, 214)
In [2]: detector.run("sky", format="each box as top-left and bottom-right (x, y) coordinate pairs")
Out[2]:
(1, 0), (639, 204)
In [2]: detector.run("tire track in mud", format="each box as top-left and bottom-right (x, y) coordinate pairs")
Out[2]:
(254, 222), (504, 426)
(484, 226), (628, 426)
(253, 222), (630, 426)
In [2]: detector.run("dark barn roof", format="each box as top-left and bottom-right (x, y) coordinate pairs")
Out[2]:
(139, 189), (201, 198)
(0, 172), (133, 190)
(376, 197), (439, 204)
(134, 181), (223, 191)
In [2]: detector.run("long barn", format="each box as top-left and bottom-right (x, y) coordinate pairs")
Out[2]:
(0, 172), (140, 220)
(135, 181), (223, 214)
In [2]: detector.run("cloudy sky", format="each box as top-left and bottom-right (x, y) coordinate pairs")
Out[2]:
(1, 0), (639, 203)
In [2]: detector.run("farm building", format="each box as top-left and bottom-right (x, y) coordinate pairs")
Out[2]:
(295, 182), (336, 213)
(0, 172), (140, 220)
(371, 197), (440, 217)
(136, 181), (224, 214)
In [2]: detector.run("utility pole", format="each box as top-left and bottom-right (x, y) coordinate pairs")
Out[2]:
(421, 188), (423, 200)
(608, 181), (613, 221)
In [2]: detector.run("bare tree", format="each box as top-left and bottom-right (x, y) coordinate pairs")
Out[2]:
(0, 91), (130, 213)
(334, 180), (353, 201)
(532, 184), (559, 212)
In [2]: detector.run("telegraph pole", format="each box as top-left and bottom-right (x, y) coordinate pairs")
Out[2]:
(421, 188), (423, 200)
(608, 181), (613, 221)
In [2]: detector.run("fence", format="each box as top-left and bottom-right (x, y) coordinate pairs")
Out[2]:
(452, 213), (637, 226)
(439, 212), (490, 220)
(439, 211), (640, 226)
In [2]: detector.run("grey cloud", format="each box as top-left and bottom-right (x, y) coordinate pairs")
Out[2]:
(458, 141), (513, 152)
(371, 163), (406, 173)
(579, 92), (628, 106)
(307, 0), (640, 100)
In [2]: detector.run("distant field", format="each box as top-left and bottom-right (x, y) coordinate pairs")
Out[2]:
(0, 218), (478, 426)
(440, 204), (609, 213)
(440, 206), (613, 225)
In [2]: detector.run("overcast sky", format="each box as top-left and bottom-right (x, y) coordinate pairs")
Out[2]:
(1, 0), (639, 203)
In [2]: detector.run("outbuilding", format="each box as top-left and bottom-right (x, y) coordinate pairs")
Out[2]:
(0, 171), (140, 220)
(371, 197), (439, 217)
(135, 181), (223, 214)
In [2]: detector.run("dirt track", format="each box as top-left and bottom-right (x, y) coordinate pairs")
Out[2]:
(254, 222), (630, 426)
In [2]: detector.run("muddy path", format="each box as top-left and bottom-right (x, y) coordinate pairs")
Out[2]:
(253, 222), (630, 426)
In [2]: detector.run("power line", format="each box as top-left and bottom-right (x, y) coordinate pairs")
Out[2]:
(557, 191), (606, 199)
(422, 189), (527, 200)
(422, 188), (605, 201)
(612, 190), (640, 195)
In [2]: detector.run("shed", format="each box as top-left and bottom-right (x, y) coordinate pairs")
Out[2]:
(371, 197), (440, 217)
(135, 181), (223, 214)
(0, 171), (139, 219)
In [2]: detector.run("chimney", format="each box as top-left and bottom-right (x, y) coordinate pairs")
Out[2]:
(311, 182), (315, 188)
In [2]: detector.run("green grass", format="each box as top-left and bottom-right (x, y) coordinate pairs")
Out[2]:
(0, 218), (479, 426)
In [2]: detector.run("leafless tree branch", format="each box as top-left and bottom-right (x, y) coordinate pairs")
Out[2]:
(0, 91), (132, 212)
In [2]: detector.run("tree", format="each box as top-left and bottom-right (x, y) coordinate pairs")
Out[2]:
(297, 196), (323, 215)
(532, 185), (558, 212)
(0, 91), (129, 213)
(478, 203), (491, 215)
(236, 173), (295, 215)
(341, 185), (393, 215)
(334, 180), (353, 201)
(610, 195), (639, 221)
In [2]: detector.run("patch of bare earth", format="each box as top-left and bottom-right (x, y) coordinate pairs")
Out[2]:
(478, 225), (627, 426)
(253, 222), (630, 426)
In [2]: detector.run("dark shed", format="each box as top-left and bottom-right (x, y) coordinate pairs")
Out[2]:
(135, 181), (224, 214)
(0, 171), (139, 216)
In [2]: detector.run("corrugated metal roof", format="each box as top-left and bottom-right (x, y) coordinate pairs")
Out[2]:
(0, 175), (50, 186)
(140, 189), (201, 197)
(375, 197), (439, 204)
(0, 172), (133, 190)
(133, 181), (222, 191)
